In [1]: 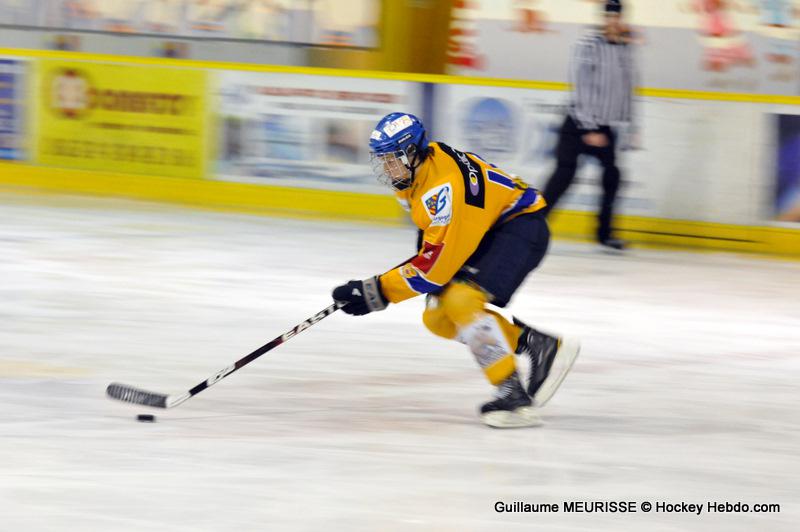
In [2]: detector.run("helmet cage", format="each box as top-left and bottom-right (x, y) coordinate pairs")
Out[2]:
(370, 149), (414, 191)
(368, 113), (428, 191)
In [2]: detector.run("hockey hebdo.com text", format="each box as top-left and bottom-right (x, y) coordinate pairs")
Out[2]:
(494, 501), (781, 515)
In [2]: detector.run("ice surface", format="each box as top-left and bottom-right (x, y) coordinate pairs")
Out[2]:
(0, 193), (798, 531)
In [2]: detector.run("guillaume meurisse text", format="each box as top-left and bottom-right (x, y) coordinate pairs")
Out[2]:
(494, 501), (780, 514)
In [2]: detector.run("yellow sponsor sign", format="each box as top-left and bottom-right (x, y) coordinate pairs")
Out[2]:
(35, 60), (207, 178)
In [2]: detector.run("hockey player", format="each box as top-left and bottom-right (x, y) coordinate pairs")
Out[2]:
(332, 113), (579, 428)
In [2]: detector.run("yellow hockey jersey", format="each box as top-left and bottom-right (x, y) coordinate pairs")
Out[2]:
(379, 142), (547, 304)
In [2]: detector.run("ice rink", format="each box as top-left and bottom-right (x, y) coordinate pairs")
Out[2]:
(1, 192), (798, 531)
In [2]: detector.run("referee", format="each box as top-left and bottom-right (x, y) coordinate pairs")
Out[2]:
(542, 0), (636, 251)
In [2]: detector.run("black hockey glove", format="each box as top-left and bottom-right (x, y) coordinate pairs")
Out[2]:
(332, 276), (388, 316)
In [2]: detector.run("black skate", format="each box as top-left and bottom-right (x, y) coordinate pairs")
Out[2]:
(479, 375), (541, 428)
(599, 238), (627, 253)
(514, 318), (580, 407)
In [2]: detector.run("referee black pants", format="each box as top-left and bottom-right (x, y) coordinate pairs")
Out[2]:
(542, 115), (621, 242)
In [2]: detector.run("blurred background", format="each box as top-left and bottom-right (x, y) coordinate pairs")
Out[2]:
(0, 0), (799, 251)
(1, 2), (799, 531)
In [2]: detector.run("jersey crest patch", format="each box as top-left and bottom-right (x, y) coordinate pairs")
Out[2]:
(400, 263), (417, 278)
(399, 263), (442, 294)
(422, 183), (453, 226)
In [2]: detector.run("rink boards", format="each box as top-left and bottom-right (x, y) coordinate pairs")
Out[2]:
(0, 48), (798, 257)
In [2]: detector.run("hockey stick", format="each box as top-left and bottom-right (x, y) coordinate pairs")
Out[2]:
(106, 303), (340, 409)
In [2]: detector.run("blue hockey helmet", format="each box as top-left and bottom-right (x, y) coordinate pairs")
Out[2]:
(369, 112), (429, 190)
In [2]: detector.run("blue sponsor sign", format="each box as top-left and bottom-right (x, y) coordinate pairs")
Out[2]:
(0, 59), (24, 160)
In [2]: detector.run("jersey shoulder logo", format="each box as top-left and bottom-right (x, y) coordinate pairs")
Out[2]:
(437, 143), (485, 209)
(421, 183), (453, 226)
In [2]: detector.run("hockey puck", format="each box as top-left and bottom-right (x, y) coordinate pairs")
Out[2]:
(136, 414), (156, 423)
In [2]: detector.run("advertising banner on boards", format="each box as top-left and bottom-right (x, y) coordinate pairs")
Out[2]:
(431, 83), (767, 225)
(0, 58), (26, 161)
(216, 71), (423, 193)
(35, 60), (208, 178)
(774, 113), (800, 223)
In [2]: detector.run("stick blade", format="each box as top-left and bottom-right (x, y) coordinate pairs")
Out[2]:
(106, 382), (168, 408)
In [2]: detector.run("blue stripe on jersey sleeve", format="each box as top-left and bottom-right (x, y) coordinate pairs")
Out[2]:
(497, 187), (539, 225)
(406, 273), (443, 294)
(486, 170), (515, 189)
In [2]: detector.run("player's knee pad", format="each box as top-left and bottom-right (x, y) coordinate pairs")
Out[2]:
(439, 282), (488, 328)
(458, 314), (517, 386)
(422, 295), (457, 339)
(484, 309), (523, 353)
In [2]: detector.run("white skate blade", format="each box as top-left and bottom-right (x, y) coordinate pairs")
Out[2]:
(481, 406), (543, 429)
(533, 337), (580, 407)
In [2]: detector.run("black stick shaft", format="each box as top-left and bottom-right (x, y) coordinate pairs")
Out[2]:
(107, 303), (341, 409)
(184, 303), (339, 399)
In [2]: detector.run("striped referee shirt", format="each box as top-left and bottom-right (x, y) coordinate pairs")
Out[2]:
(569, 31), (636, 131)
